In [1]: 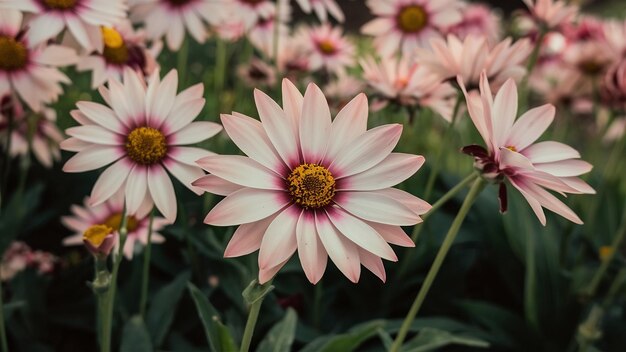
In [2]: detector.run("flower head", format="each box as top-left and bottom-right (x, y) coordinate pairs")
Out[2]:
(61, 68), (222, 223)
(362, 0), (463, 56)
(77, 21), (163, 89)
(446, 3), (501, 45)
(295, 0), (344, 23)
(0, 10), (77, 112)
(460, 72), (594, 225)
(522, 0), (578, 29)
(196, 79), (430, 284)
(1, 0), (127, 52)
(237, 57), (276, 88)
(298, 24), (355, 74)
(62, 191), (169, 259)
(360, 56), (456, 121)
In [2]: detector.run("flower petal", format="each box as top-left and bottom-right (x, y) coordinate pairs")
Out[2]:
(254, 89), (299, 167)
(339, 153), (424, 190)
(169, 121), (222, 145)
(335, 191), (422, 226)
(258, 206), (300, 269)
(315, 212), (361, 283)
(147, 164), (177, 223)
(192, 175), (244, 196)
(296, 211), (327, 284)
(507, 104), (555, 150)
(63, 145), (124, 173)
(224, 214), (276, 258)
(90, 158), (132, 206)
(300, 83), (331, 163)
(204, 189), (289, 226)
(196, 155), (283, 190)
(323, 93), (369, 164)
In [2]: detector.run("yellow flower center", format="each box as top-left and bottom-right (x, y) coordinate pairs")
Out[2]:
(0, 36), (28, 71)
(397, 5), (428, 33)
(318, 40), (337, 55)
(126, 127), (167, 165)
(101, 27), (129, 65)
(43, 0), (78, 10)
(599, 246), (614, 261)
(287, 164), (336, 209)
(505, 145), (517, 152)
(83, 224), (113, 247)
(104, 213), (139, 233)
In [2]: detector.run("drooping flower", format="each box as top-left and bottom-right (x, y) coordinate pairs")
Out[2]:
(0, 0), (127, 52)
(237, 57), (276, 88)
(62, 191), (169, 259)
(77, 22), (163, 89)
(522, 0), (578, 30)
(415, 34), (532, 91)
(196, 79), (430, 284)
(61, 68), (222, 223)
(460, 72), (594, 225)
(0, 10), (78, 112)
(294, 0), (344, 23)
(129, 0), (226, 51)
(297, 23), (355, 74)
(361, 0), (463, 57)
(0, 96), (64, 167)
(360, 56), (456, 121)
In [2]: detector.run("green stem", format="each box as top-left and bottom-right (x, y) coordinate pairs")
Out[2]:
(240, 279), (274, 352)
(520, 29), (547, 107)
(139, 209), (155, 318)
(390, 178), (485, 352)
(422, 93), (463, 203)
(584, 204), (626, 298)
(214, 38), (227, 112)
(101, 205), (129, 352)
(0, 279), (9, 352)
(177, 37), (189, 87)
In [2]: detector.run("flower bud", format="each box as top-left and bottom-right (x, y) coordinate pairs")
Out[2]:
(83, 224), (116, 258)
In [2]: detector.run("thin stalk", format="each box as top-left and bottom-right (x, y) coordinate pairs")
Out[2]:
(0, 104), (15, 210)
(272, 0), (282, 73)
(139, 209), (155, 318)
(240, 279), (274, 352)
(422, 93), (463, 203)
(177, 38), (189, 87)
(390, 178), (485, 352)
(584, 204), (626, 298)
(101, 205), (129, 352)
(0, 279), (9, 352)
(214, 38), (227, 112)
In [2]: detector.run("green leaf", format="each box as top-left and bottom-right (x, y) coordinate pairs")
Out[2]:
(401, 327), (489, 352)
(188, 282), (239, 352)
(300, 320), (385, 352)
(242, 279), (275, 305)
(121, 316), (153, 352)
(145, 271), (190, 347)
(256, 308), (298, 352)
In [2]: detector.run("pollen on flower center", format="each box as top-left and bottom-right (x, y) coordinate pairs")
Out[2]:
(397, 5), (428, 33)
(287, 164), (336, 209)
(506, 145), (517, 152)
(42, 0), (78, 10)
(125, 127), (167, 165)
(0, 36), (28, 71)
(104, 213), (139, 233)
(101, 27), (130, 65)
(318, 40), (337, 55)
(83, 224), (113, 247)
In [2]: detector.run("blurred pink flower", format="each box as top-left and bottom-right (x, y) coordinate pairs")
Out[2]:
(62, 191), (168, 259)
(276, 37), (310, 78)
(196, 79), (429, 284)
(297, 24), (355, 74)
(603, 19), (626, 59)
(0, 0), (126, 52)
(415, 34), (532, 91)
(77, 22), (163, 89)
(129, 0), (225, 50)
(460, 72), (594, 225)
(1, 241), (57, 281)
(600, 58), (626, 112)
(295, 0), (344, 23)
(522, 0), (578, 29)
(362, 0), (463, 57)
(247, 4), (290, 58)
(61, 68), (222, 223)
(446, 3), (501, 45)
(323, 73), (365, 113)
(237, 57), (276, 88)
(227, 0), (275, 30)
(0, 10), (77, 112)
(0, 97), (64, 167)
(360, 56), (456, 121)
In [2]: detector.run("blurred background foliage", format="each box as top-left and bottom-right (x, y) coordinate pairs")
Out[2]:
(1, 0), (626, 351)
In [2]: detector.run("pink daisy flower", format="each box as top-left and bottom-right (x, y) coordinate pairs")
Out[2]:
(415, 34), (532, 91)
(0, 96), (64, 168)
(247, 4), (290, 58)
(276, 36), (310, 79)
(459, 72), (594, 225)
(129, 0), (226, 51)
(446, 3), (501, 45)
(77, 22), (163, 89)
(323, 73), (365, 114)
(297, 24), (355, 74)
(1, 242), (57, 281)
(0, 0), (127, 52)
(62, 191), (169, 259)
(522, 0), (578, 29)
(196, 79), (430, 284)
(360, 56), (456, 121)
(226, 0), (275, 30)
(61, 68), (222, 223)
(295, 0), (344, 23)
(237, 57), (276, 88)
(0, 10), (77, 112)
(361, 0), (463, 57)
